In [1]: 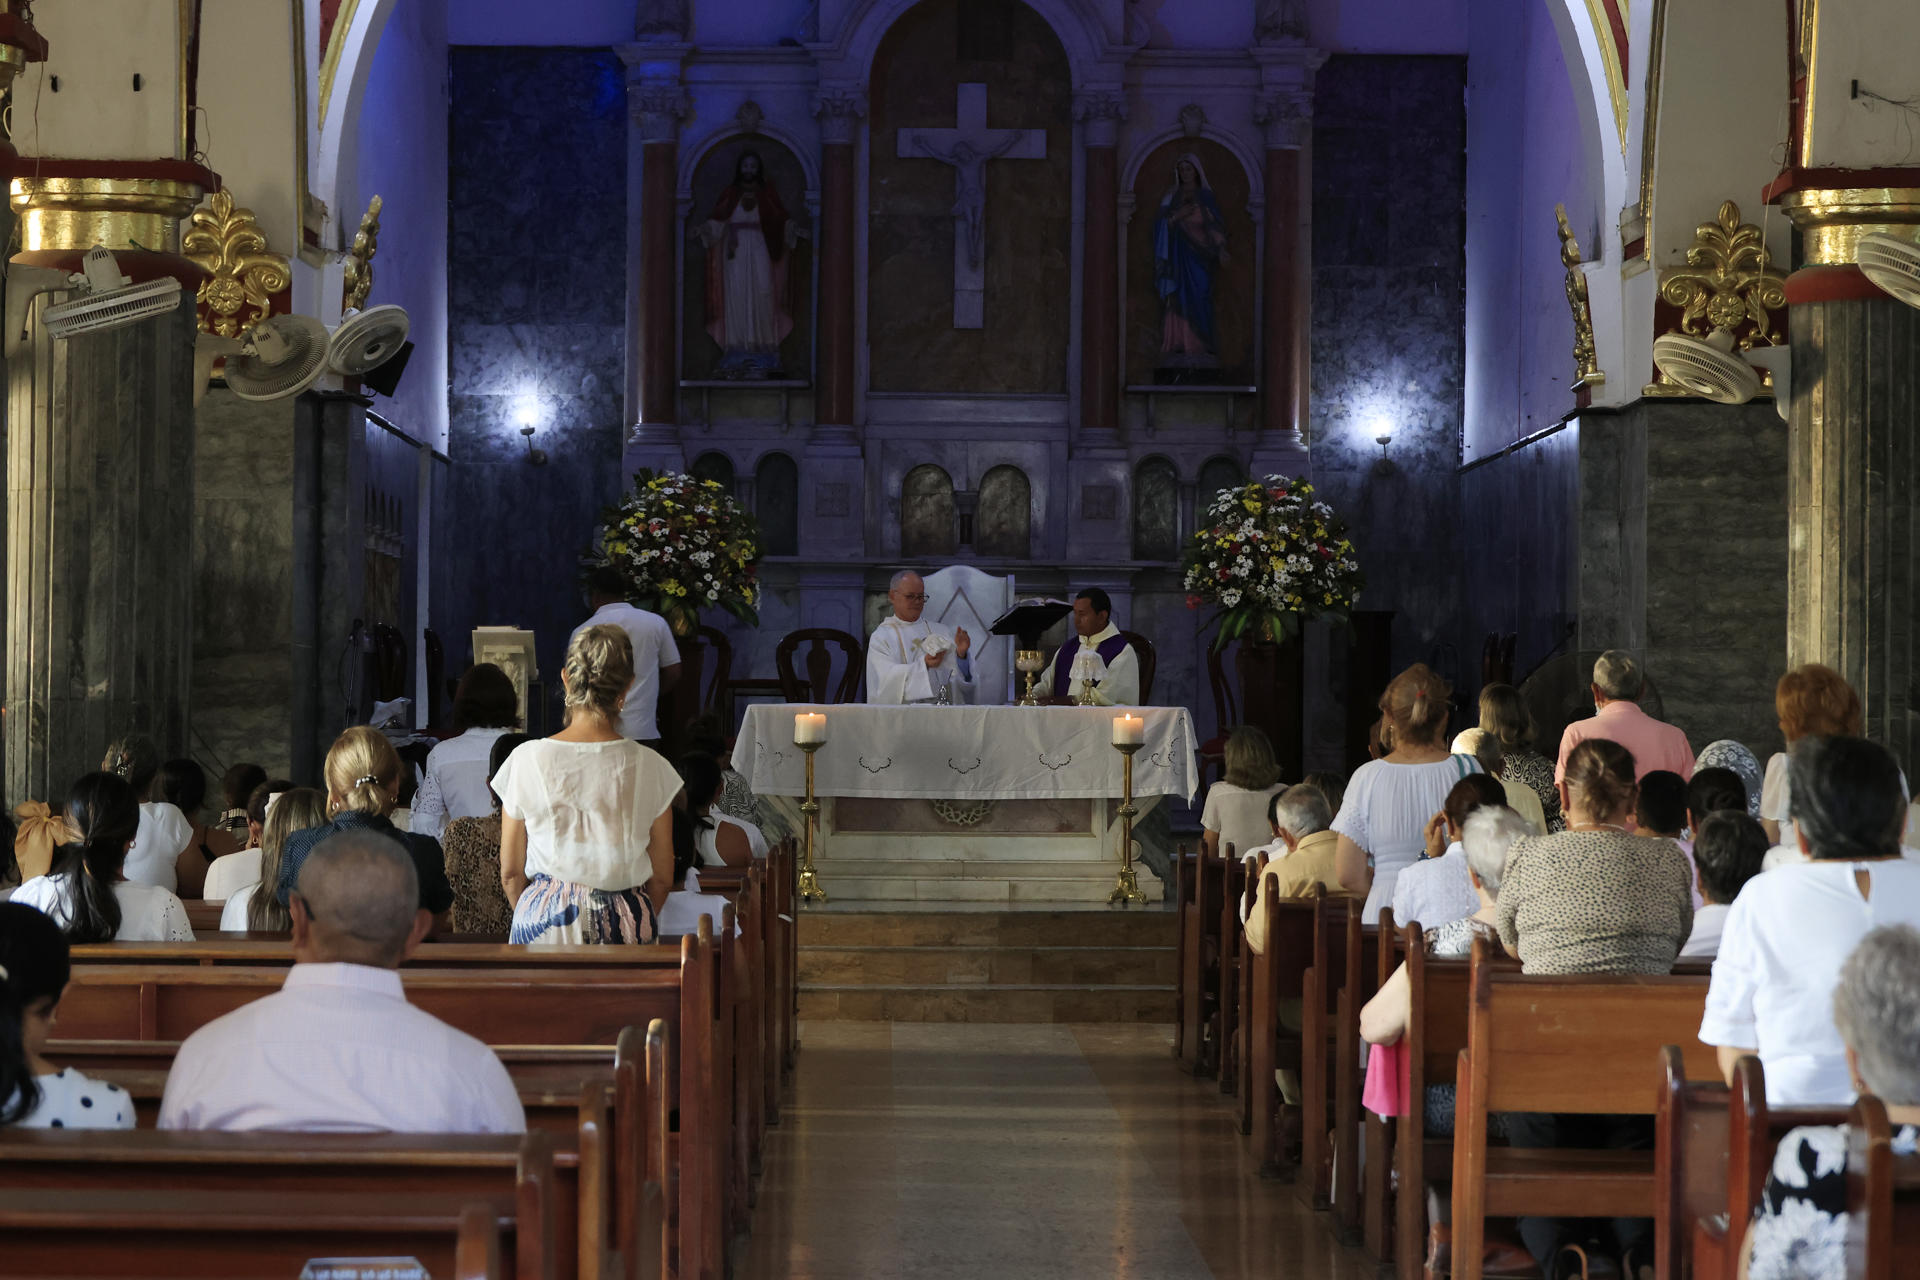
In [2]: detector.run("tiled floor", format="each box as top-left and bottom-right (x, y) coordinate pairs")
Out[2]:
(736, 1022), (1376, 1280)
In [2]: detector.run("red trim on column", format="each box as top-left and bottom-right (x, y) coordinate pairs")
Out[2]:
(1785, 264), (1893, 304)
(1080, 145), (1118, 435)
(1262, 148), (1306, 442)
(0, 157), (219, 187)
(818, 142), (856, 428)
(639, 140), (678, 429)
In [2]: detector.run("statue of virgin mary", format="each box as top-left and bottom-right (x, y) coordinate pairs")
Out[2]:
(1152, 153), (1230, 373)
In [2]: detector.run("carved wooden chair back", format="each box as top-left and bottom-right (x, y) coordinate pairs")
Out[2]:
(774, 628), (863, 704)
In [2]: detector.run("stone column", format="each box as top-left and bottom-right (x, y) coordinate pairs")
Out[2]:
(629, 80), (689, 469)
(1074, 90), (1127, 441)
(804, 88), (869, 556)
(1780, 266), (1920, 767)
(1253, 90), (1314, 476)
(5, 170), (208, 801)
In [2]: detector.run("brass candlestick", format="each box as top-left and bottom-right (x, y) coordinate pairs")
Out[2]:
(1015, 649), (1047, 706)
(797, 740), (828, 904)
(1108, 740), (1148, 907)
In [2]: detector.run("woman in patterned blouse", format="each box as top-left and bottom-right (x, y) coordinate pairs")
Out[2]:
(441, 732), (533, 935)
(1478, 683), (1564, 832)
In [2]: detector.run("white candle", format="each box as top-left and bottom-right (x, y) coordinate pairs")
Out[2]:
(794, 712), (828, 745)
(1112, 713), (1145, 746)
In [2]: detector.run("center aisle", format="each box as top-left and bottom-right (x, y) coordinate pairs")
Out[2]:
(737, 1022), (1375, 1279)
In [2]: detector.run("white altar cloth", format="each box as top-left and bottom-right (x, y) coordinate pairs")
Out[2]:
(731, 704), (1199, 801)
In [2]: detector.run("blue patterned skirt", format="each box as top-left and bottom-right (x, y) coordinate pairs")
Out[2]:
(509, 874), (658, 945)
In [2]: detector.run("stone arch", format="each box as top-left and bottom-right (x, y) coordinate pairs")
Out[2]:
(756, 452), (799, 556)
(1132, 455), (1180, 562)
(1197, 454), (1246, 504)
(900, 464), (957, 560)
(976, 465), (1032, 559)
(679, 119), (821, 196)
(1120, 127), (1265, 206)
(690, 450), (736, 493)
(312, 0), (407, 319)
(1540, 0), (1629, 258)
(817, 0), (1114, 88)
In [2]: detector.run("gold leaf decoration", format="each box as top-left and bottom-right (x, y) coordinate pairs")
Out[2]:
(1658, 200), (1787, 350)
(182, 187), (291, 339)
(1556, 203), (1604, 388)
(343, 194), (383, 312)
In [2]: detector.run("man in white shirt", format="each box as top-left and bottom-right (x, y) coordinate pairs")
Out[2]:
(866, 570), (975, 704)
(158, 829), (525, 1134)
(574, 567), (682, 745)
(1048, 588), (1141, 705)
(1679, 810), (1767, 960)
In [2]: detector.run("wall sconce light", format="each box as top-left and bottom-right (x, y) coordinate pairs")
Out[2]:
(1374, 432), (1392, 461)
(514, 393), (547, 466)
(520, 424), (548, 466)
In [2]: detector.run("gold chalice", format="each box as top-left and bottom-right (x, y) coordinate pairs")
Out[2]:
(1015, 649), (1047, 705)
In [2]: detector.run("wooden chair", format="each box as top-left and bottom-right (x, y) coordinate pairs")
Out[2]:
(1233, 850), (1270, 1133)
(693, 624), (733, 710)
(1118, 629), (1156, 704)
(1332, 914), (1386, 1243)
(1847, 1092), (1920, 1280)
(1199, 644), (1238, 787)
(774, 627), (863, 703)
(1299, 892), (1361, 1210)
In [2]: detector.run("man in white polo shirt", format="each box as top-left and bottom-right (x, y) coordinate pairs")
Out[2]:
(574, 566), (683, 747)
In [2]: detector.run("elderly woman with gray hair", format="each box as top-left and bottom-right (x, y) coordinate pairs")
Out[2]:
(1741, 924), (1920, 1280)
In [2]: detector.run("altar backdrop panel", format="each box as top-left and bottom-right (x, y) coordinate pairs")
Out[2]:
(867, 0), (1073, 394)
(442, 48), (629, 728)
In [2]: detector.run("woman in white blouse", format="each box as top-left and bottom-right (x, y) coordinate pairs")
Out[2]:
(1200, 726), (1287, 862)
(0, 902), (136, 1129)
(1333, 664), (1483, 923)
(219, 788), (327, 932)
(674, 753), (764, 867)
(101, 736), (192, 894)
(11, 773), (193, 942)
(1700, 736), (1920, 1105)
(494, 625), (680, 945)
(411, 663), (521, 841)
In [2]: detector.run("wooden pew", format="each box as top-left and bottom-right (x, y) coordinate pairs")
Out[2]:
(1450, 936), (1722, 1280)
(55, 941), (720, 1280)
(0, 1188), (510, 1278)
(1217, 843), (1247, 1096)
(1299, 891), (1359, 1210)
(1173, 843), (1204, 1071)
(1331, 912), (1384, 1241)
(184, 900), (225, 932)
(1391, 928), (1482, 1280)
(1233, 850), (1270, 1134)
(1362, 911), (1403, 1263)
(1847, 1093), (1920, 1280)
(0, 1129), (563, 1279)
(1247, 883), (1327, 1177)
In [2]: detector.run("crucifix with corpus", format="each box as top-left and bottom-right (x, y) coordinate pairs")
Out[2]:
(897, 83), (1047, 329)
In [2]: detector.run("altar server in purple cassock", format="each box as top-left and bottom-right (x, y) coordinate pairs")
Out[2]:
(1049, 588), (1142, 706)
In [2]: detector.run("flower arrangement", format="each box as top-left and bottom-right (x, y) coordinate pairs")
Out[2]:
(594, 469), (762, 636)
(1181, 475), (1363, 648)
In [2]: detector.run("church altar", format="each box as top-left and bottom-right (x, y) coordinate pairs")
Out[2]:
(732, 704), (1198, 905)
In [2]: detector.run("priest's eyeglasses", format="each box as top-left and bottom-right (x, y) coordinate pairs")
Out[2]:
(896, 592), (929, 602)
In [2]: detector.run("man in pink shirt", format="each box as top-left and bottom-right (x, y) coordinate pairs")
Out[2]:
(1555, 649), (1695, 784)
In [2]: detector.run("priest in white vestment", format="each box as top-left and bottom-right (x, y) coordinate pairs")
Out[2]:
(1049, 587), (1142, 705)
(866, 570), (976, 704)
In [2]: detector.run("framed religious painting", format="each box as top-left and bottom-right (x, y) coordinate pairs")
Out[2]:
(682, 136), (813, 381)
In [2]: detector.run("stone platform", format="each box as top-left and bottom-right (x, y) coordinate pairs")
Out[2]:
(797, 907), (1176, 1023)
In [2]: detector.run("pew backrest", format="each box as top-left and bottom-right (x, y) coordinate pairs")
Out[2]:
(1847, 1093), (1920, 1280)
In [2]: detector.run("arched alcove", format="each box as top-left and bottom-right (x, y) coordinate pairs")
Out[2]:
(1126, 138), (1257, 387)
(690, 450), (736, 493)
(1197, 455), (1246, 506)
(976, 465), (1031, 559)
(682, 135), (813, 380)
(1132, 456), (1180, 561)
(756, 452), (799, 556)
(901, 464), (957, 559)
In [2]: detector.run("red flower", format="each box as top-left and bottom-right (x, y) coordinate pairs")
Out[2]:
(1185, 594), (1203, 609)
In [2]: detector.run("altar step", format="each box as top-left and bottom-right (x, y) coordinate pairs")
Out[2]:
(796, 909), (1176, 1023)
(808, 857), (1166, 906)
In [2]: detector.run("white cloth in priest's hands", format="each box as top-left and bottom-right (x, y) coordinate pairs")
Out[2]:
(918, 632), (954, 658)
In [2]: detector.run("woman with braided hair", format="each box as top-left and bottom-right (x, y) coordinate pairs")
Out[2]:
(491, 624), (680, 945)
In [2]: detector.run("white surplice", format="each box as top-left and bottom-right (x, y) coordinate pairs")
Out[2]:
(865, 617), (976, 705)
(1050, 622), (1142, 706)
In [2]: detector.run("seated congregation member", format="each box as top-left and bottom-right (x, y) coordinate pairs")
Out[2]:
(216, 762), (267, 844)
(1244, 784), (1345, 954)
(1687, 765), (1751, 833)
(686, 711), (770, 832)
(1699, 736), (1920, 1105)
(203, 778), (293, 901)
(220, 788), (326, 932)
(160, 830), (524, 1134)
(1049, 587), (1141, 706)
(675, 753), (764, 867)
(494, 624), (680, 945)
(1393, 773), (1508, 931)
(276, 728), (454, 926)
(1693, 740), (1764, 819)
(1554, 650), (1694, 784)
(412, 663), (521, 841)
(439, 733), (531, 936)
(103, 735), (192, 893)
(1450, 728), (1546, 833)
(656, 810), (736, 939)
(0, 903), (133, 1129)
(1478, 682), (1563, 831)
(1200, 725), (1286, 862)
(13, 773), (193, 942)
(11, 801), (63, 889)
(162, 757), (239, 900)
(867, 569), (974, 705)
(1333, 664), (1482, 923)
(1741, 925), (1920, 1280)
(1760, 663), (1862, 851)
(1637, 769), (1701, 907)
(1497, 739), (1694, 975)
(1299, 770), (1346, 819)
(1679, 811), (1766, 960)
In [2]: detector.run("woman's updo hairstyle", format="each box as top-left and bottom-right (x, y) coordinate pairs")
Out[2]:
(564, 624), (634, 723)
(323, 725), (403, 817)
(1378, 663), (1452, 748)
(52, 772), (142, 943)
(1561, 738), (1637, 820)
(101, 735), (161, 799)
(1790, 735), (1905, 863)
(1775, 664), (1864, 743)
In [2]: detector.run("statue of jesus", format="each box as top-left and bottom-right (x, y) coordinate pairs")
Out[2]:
(694, 152), (800, 377)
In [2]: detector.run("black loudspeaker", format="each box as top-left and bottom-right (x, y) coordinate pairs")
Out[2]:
(361, 340), (414, 397)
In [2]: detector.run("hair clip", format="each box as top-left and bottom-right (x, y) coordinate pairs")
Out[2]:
(354, 774), (380, 788)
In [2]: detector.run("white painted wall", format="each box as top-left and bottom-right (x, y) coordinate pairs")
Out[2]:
(197, 0), (302, 251)
(1804, 2), (1920, 169)
(351, 0), (450, 453)
(15, 0), (181, 160)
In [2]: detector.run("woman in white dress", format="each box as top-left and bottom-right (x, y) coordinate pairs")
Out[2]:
(0, 902), (135, 1129)
(495, 625), (680, 945)
(11, 773), (193, 943)
(674, 753), (764, 867)
(219, 788), (327, 932)
(1200, 726), (1287, 862)
(1332, 664), (1483, 923)
(411, 663), (520, 841)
